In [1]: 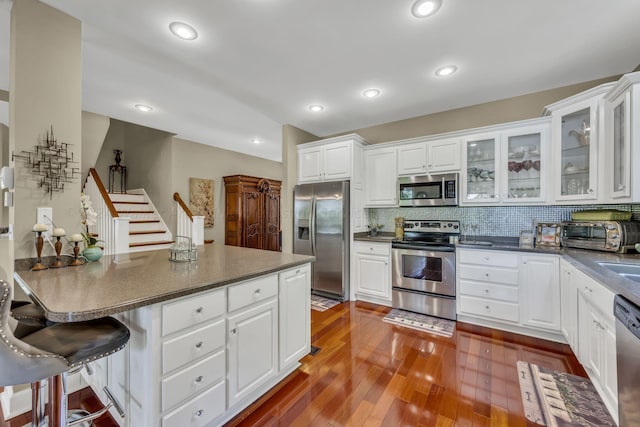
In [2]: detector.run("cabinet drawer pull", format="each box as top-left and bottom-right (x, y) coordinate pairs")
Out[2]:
(195, 341), (203, 349)
(484, 289), (489, 294)
(194, 376), (203, 383)
(195, 409), (204, 417)
(254, 288), (261, 296)
(195, 307), (203, 314)
(484, 273), (490, 278)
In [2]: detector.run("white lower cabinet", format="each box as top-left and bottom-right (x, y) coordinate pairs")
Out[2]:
(559, 258), (578, 349)
(519, 254), (560, 332)
(227, 298), (278, 406)
(353, 241), (391, 305)
(83, 264), (312, 427)
(576, 275), (618, 422)
(279, 266), (311, 370)
(457, 249), (562, 339)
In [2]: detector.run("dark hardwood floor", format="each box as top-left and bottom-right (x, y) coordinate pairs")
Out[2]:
(228, 301), (586, 427)
(2, 301), (585, 426)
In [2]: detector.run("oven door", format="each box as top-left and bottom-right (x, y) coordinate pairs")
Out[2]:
(391, 247), (456, 296)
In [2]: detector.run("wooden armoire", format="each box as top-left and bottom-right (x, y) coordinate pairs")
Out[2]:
(223, 175), (282, 251)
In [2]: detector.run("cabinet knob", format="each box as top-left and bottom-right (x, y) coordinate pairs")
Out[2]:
(296, 269), (300, 274)
(195, 307), (203, 314)
(484, 289), (489, 293)
(230, 328), (237, 335)
(194, 375), (203, 383)
(618, 184), (626, 190)
(254, 288), (261, 296)
(195, 341), (203, 348)
(485, 305), (490, 310)
(485, 273), (490, 278)
(588, 188), (594, 194)
(195, 409), (204, 417)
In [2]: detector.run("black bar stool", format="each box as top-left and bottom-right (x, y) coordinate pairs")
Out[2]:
(0, 280), (130, 426)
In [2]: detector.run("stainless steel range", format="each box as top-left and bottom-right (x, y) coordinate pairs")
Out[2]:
(392, 220), (459, 321)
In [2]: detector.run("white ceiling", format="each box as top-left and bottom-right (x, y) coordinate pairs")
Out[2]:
(2, 0), (640, 162)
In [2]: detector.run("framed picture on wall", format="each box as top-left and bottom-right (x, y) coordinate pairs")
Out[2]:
(535, 223), (561, 247)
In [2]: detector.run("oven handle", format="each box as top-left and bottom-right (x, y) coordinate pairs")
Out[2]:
(391, 243), (455, 252)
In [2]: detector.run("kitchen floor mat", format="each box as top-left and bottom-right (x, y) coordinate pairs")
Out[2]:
(382, 309), (455, 337)
(310, 295), (341, 312)
(517, 360), (615, 426)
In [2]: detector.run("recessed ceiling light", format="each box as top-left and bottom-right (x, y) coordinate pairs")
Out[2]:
(363, 89), (381, 98)
(169, 22), (198, 40)
(134, 104), (153, 112)
(435, 65), (457, 77)
(252, 139), (261, 144)
(308, 105), (325, 112)
(411, 0), (442, 18)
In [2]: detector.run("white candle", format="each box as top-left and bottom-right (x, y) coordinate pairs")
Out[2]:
(52, 228), (65, 237)
(69, 233), (83, 242)
(33, 223), (47, 232)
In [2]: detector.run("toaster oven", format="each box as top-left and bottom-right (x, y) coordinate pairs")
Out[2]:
(560, 221), (640, 253)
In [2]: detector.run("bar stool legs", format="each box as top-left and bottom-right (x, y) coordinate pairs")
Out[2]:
(48, 373), (68, 427)
(30, 380), (46, 426)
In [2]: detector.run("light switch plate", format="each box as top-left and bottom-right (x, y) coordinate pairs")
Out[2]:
(36, 207), (53, 239)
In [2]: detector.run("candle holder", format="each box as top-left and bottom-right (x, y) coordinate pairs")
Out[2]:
(31, 231), (48, 271)
(68, 241), (84, 266)
(50, 236), (65, 268)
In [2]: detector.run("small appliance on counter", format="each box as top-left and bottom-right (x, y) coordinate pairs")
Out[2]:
(560, 220), (640, 253)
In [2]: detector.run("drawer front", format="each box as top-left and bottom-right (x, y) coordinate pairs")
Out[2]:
(162, 350), (225, 411)
(459, 265), (519, 285)
(228, 275), (278, 312)
(577, 273), (615, 321)
(162, 320), (225, 374)
(459, 295), (519, 323)
(459, 280), (519, 302)
(162, 289), (225, 336)
(458, 250), (519, 267)
(355, 241), (391, 256)
(162, 381), (225, 427)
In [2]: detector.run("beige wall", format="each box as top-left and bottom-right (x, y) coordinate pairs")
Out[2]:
(336, 76), (620, 144)
(171, 137), (283, 245)
(10, 0), (82, 261)
(81, 111), (110, 180)
(281, 124), (317, 253)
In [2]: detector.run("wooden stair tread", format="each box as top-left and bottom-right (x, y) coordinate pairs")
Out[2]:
(112, 201), (149, 205)
(130, 230), (166, 235)
(129, 240), (174, 247)
(129, 219), (160, 224)
(117, 210), (155, 214)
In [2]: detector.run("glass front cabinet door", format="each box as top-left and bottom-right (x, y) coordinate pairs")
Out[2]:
(501, 124), (548, 204)
(551, 98), (600, 202)
(461, 134), (499, 203)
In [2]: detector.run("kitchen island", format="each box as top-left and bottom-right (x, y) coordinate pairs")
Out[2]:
(15, 244), (314, 427)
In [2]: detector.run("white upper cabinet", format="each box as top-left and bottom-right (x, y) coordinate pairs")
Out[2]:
(544, 83), (614, 203)
(461, 132), (500, 204)
(364, 147), (397, 207)
(297, 134), (368, 186)
(427, 139), (461, 173)
(603, 72), (640, 202)
(396, 138), (461, 176)
(460, 118), (550, 206)
(397, 142), (427, 175)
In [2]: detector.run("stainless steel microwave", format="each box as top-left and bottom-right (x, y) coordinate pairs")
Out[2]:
(398, 173), (458, 207)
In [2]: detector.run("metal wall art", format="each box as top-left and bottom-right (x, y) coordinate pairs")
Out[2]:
(13, 126), (79, 198)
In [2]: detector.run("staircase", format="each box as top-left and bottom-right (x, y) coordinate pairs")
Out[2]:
(109, 191), (173, 252)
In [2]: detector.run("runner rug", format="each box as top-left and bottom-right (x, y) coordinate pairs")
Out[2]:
(517, 360), (615, 426)
(382, 308), (455, 337)
(310, 295), (340, 312)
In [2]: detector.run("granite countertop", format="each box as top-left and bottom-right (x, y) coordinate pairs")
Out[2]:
(14, 244), (315, 322)
(354, 232), (640, 306)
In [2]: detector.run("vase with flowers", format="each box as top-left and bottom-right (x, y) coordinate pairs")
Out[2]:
(80, 193), (103, 261)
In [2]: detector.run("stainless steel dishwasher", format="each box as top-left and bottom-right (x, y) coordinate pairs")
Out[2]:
(614, 295), (640, 427)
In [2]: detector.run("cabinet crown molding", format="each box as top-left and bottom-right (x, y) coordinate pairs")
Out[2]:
(604, 71), (640, 101)
(542, 82), (616, 115)
(298, 133), (368, 149)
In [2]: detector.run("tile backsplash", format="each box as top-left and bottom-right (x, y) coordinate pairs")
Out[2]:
(369, 204), (640, 238)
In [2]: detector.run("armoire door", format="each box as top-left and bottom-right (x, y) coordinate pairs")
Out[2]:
(242, 191), (263, 249)
(264, 192), (281, 251)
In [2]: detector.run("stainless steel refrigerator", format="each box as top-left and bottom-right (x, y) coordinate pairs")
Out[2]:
(293, 181), (349, 301)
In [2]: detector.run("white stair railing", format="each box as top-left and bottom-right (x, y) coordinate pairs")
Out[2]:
(84, 169), (129, 255)
(174, 192), (204, 246)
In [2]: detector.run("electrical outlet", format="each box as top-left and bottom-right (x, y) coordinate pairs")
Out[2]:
(37, 207), (53, 239)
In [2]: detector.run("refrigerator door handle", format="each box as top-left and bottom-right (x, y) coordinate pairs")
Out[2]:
(310, 194), (317, 256)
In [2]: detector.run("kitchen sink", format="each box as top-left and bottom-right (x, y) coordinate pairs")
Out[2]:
(596, 261), (640, 283)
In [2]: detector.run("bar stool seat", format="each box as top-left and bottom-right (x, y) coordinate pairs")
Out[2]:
(10, 300), (49, 339)
(0, 280), (130, 426)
